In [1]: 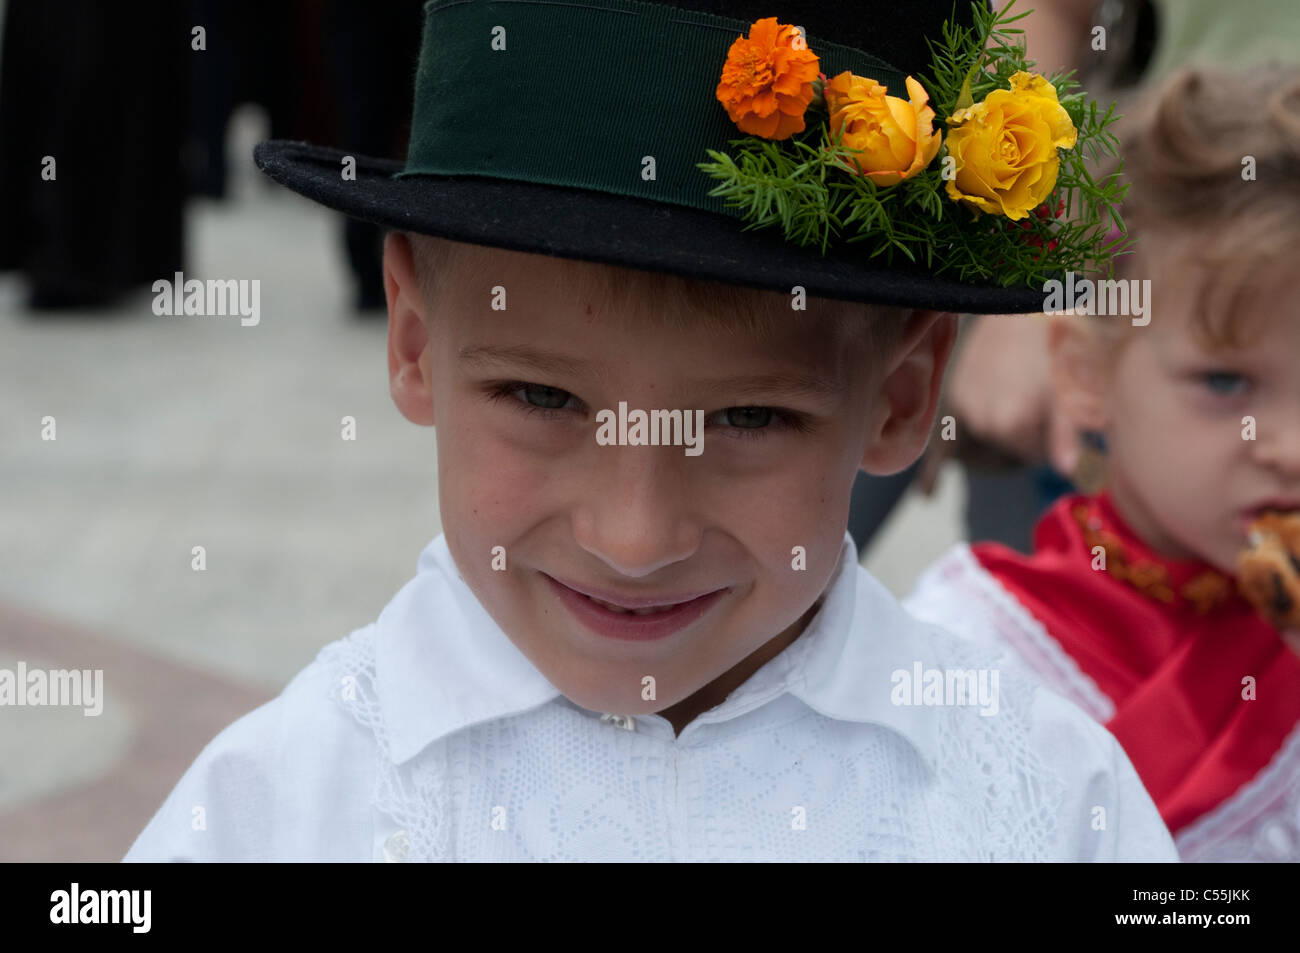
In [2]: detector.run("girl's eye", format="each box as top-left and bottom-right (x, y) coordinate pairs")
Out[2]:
(1201, 371), (1250, 397)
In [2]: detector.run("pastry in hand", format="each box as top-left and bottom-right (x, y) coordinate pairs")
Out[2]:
(1236, 511), (1300, 630)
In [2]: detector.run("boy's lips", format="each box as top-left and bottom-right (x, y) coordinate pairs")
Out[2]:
(542, 573), (729, 642)
(544, 574), (725, 611)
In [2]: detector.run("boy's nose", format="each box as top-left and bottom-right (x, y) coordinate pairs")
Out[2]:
(571, 450), (704, 578)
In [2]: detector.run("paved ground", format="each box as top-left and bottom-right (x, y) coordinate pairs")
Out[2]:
(0, 107), (965, 862)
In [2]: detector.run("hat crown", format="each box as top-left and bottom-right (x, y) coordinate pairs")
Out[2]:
(647, 0), (980, 77)
(252, 0), (1051, 313)
(396, 0), (952, 217)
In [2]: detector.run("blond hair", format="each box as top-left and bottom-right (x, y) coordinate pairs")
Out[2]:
(1102, 65), (1300, 350)
(406, 232), (913, 356)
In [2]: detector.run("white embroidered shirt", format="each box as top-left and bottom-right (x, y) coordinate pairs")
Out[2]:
(124, 532), (1178, 862)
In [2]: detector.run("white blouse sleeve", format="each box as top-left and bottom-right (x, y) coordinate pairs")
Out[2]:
(1029, 686), (1180, 861)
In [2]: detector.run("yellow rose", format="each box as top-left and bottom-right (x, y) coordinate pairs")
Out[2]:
(824, 71), (941, 185)
(944, 71), (1078, 220)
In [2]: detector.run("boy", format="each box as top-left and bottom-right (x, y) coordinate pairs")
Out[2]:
(124, 0), (1177, 861)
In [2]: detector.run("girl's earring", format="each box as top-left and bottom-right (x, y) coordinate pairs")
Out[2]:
(1071, 429), (1108, 494)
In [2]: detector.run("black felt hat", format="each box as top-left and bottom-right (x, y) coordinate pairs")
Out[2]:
(254, 0), (1046, 314)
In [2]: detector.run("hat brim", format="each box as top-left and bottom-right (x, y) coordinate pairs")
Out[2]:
(254, 139), (1046, 315)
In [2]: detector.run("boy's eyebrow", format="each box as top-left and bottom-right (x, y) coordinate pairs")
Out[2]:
(458, 344), (594, 378)
(704, 371), (843, 404)
(458, 344), (842, 403)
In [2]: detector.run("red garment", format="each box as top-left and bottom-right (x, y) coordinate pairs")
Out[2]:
(972, 492), (1300, 836)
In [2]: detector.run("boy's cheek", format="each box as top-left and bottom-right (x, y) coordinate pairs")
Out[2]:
(440, 414), (565, 494)
(445, 471), (550, 541)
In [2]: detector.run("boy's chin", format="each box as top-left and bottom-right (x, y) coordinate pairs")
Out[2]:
(559, 685), (695, 718)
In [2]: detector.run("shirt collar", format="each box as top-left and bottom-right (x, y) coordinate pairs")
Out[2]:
(376, 532), (940, 772)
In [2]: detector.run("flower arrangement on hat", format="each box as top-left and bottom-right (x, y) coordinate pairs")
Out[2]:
(700, 0), (1129, 288)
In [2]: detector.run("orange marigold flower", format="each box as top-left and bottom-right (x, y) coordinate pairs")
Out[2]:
(715, 17), (820, 140)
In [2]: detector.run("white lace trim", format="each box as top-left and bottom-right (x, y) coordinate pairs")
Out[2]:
(1174, 718), (1300, 862)
(318, 628), (450, 862)
(908, 545), (1115, 723)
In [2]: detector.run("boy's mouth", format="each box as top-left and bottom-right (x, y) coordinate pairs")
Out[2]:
(542, 574), (728, 641)
(545, 574), (724, 612)
(586, 597), (682, 616)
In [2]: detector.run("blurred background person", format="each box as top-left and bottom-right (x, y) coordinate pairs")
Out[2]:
(0, 0), (428, 862)
(0, 0), (399, 312)
(321, 0), (423, 312)
(0, 0), (186, 309)
(911, 0), (1300, 552)
(908, 61), (1300, 861)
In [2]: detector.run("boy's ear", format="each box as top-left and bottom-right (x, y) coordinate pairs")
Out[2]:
(860, 310), (959, 475)
(384, 232), (436, 427)
(1046, 316), (1110, 432)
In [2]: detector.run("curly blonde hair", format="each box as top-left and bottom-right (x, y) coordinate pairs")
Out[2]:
(1108, 65), (1300, 349)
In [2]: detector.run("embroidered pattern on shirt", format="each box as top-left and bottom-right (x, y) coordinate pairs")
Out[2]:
(319, 628), (451, 862)
(312, 609), (1072, 860)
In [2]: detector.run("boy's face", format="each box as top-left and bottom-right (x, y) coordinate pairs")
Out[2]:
(1054, 241), (1300, 573)
(384, 234), (955, 728)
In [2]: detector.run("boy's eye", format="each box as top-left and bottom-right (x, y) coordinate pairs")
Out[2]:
(487, 382), (808, 439)
(721, 406), (772, 429)
(484, 381), (582, 418)
(1201, 371), (1250, 397)
(707, 405), (810, 439)
(517, 383), (573, 409)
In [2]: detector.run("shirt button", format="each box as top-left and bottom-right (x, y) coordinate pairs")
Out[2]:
(383, 829), (412, 863)
(600, 713), (636, 731)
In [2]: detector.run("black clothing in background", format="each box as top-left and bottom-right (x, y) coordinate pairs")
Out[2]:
(321, 0), (424, 311)
(0, 0), (186, 307)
